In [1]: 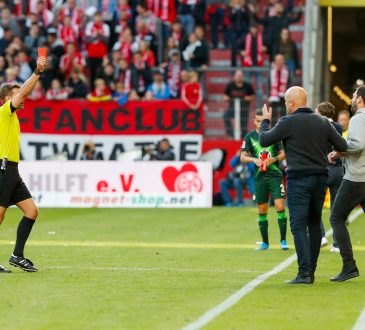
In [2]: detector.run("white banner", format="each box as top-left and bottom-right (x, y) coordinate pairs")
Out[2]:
(19, 161), (212, 208)
(20, 134), (203, 161)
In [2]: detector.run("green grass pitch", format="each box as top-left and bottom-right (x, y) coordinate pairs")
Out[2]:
(0, 207), (364, 330)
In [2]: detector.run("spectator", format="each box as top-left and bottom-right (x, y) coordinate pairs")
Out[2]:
(165, 49), (182, 98)
(208, 4), (229, 49)
(135, 2), (157, 35)
(113, 81), (129, 105)
(229, 0), (250, 67)
(80, 140), (104, 160)
(85, 11), (110, 87)
(87, 78), (112, 102)
(181, 70), (203, 110)
(45, 27), (64, 61)
(24, 24), (46, 62)
(177, 0), (196, 35)
(115, 5), (132, 38)
(0, 27), (13, 56)
(33, 0), (54, 30)
(223, 70), (255, 138)
(146, 138), (175, 160)
(145, 69), (170, 100)
(0, 7), (20, 36)
(140, 40), (156, 67)
(193, 25), (209, 68)
(337, 110), (351, 139)
(65, 67), (88, 99)
(170, 19), (184, 48)
(5, 67), (22, 84)
(16, 50), (32, 82)
(132, 51), (152, 97)
(0, 55), (6, 83)
(28, 80), (45, 100)
(251, 3), (302, 54)
(46, 78), (69, 100)
(272, 28), (300, 74)
(219, 151), (252, 206)
(241, 23), (266, 108)
(117, 58), (138, 94)
(98, 63), (117, 92)
(60, 42), (86, 80)
(58, 0), (85, 29)
(113, 28), (133, 63)
(269, 53), (291, 124)
(129, 89), (141, 101)
(163, 37), (177, 63)
(182, 32), (205, 69)
(58, 15), (79, 46)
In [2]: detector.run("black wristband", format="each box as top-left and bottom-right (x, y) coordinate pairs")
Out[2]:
(34, 68), (43, 75)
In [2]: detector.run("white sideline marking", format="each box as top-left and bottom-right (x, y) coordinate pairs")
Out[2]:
(42, 266), (260, 274)
(353, 307), (365, 330)
(182, 208), (364, 330)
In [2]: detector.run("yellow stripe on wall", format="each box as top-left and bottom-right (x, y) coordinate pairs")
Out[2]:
(320, 0), (365, 6)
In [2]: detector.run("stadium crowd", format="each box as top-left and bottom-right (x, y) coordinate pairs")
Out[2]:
(0, 0), (303, 110)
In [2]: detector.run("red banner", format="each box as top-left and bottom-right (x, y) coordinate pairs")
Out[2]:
(18, 100), (204, 135)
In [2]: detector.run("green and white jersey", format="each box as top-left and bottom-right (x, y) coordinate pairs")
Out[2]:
(241, 129), (283, 177)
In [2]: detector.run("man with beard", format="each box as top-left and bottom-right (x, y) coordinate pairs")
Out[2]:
(328, 85), (365, 282)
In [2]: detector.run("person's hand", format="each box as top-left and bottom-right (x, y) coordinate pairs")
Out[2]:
(253, 158), (262, 166)
(264, 157), (276, 167)
(262, 104), (272, 121)
(327, 151), (342, 164)
(37, 56), (47, 72)
(248, 3), (256, 13)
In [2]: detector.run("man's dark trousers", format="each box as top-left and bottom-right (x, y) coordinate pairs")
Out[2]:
(330, 180), (365, 270)
(287, 175), (327, 274)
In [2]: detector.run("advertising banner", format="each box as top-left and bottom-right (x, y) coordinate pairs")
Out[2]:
(19, 161), (213, 208)
(19, 100), (204, 161)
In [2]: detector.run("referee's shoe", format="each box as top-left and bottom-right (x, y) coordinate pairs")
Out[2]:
(9, 255), (38, 272)
(0, 264), (11, 273)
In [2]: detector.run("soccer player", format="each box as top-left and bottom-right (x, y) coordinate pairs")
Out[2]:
(0, 55), (46, 273)
(241, 109), (288, 251)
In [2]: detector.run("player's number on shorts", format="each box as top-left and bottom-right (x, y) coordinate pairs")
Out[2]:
(280, 184), (285, 196)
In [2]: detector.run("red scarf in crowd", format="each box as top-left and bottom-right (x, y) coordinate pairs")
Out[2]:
(120, 41), (132, 62)
(167, 62), (181, 98)
(243, 32), (264, 67)
(119, 69), (132, 93)
(141, 50), (156, 68)
(269, 63), (289, 102)
(160, 0), (176, 23)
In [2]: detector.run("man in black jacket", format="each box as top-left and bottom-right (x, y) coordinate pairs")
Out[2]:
(259, 86), (347, 284)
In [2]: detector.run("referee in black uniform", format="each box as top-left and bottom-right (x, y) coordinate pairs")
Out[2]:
(0, 55), (46, 273)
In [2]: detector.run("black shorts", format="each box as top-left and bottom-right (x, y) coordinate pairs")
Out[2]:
(0, 162), (32, 208)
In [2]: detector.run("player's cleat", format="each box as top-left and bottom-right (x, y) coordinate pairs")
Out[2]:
(280, 240), (289, 250)
(0, 264), (11, 273)
(330, 245), (340, 253)
(9, 255), (38, 272)
(321, 237), (328, 247)
(256, 242), (269, 250)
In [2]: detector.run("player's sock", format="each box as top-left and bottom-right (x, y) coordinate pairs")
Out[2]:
(13, 217), (35, 258)
(258, 214), (269, 244)
(277, 210), (287, 241)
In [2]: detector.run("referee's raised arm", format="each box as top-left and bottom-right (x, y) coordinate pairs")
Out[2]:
(11, 56), (47, 109)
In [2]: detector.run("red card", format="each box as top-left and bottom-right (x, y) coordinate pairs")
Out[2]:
(38, 47), (47, 58)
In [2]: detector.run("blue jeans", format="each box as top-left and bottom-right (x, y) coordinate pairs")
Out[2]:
(179, 14), (195, 35)
(286, 175), (327, 274)
(219, 177), (244, 204)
